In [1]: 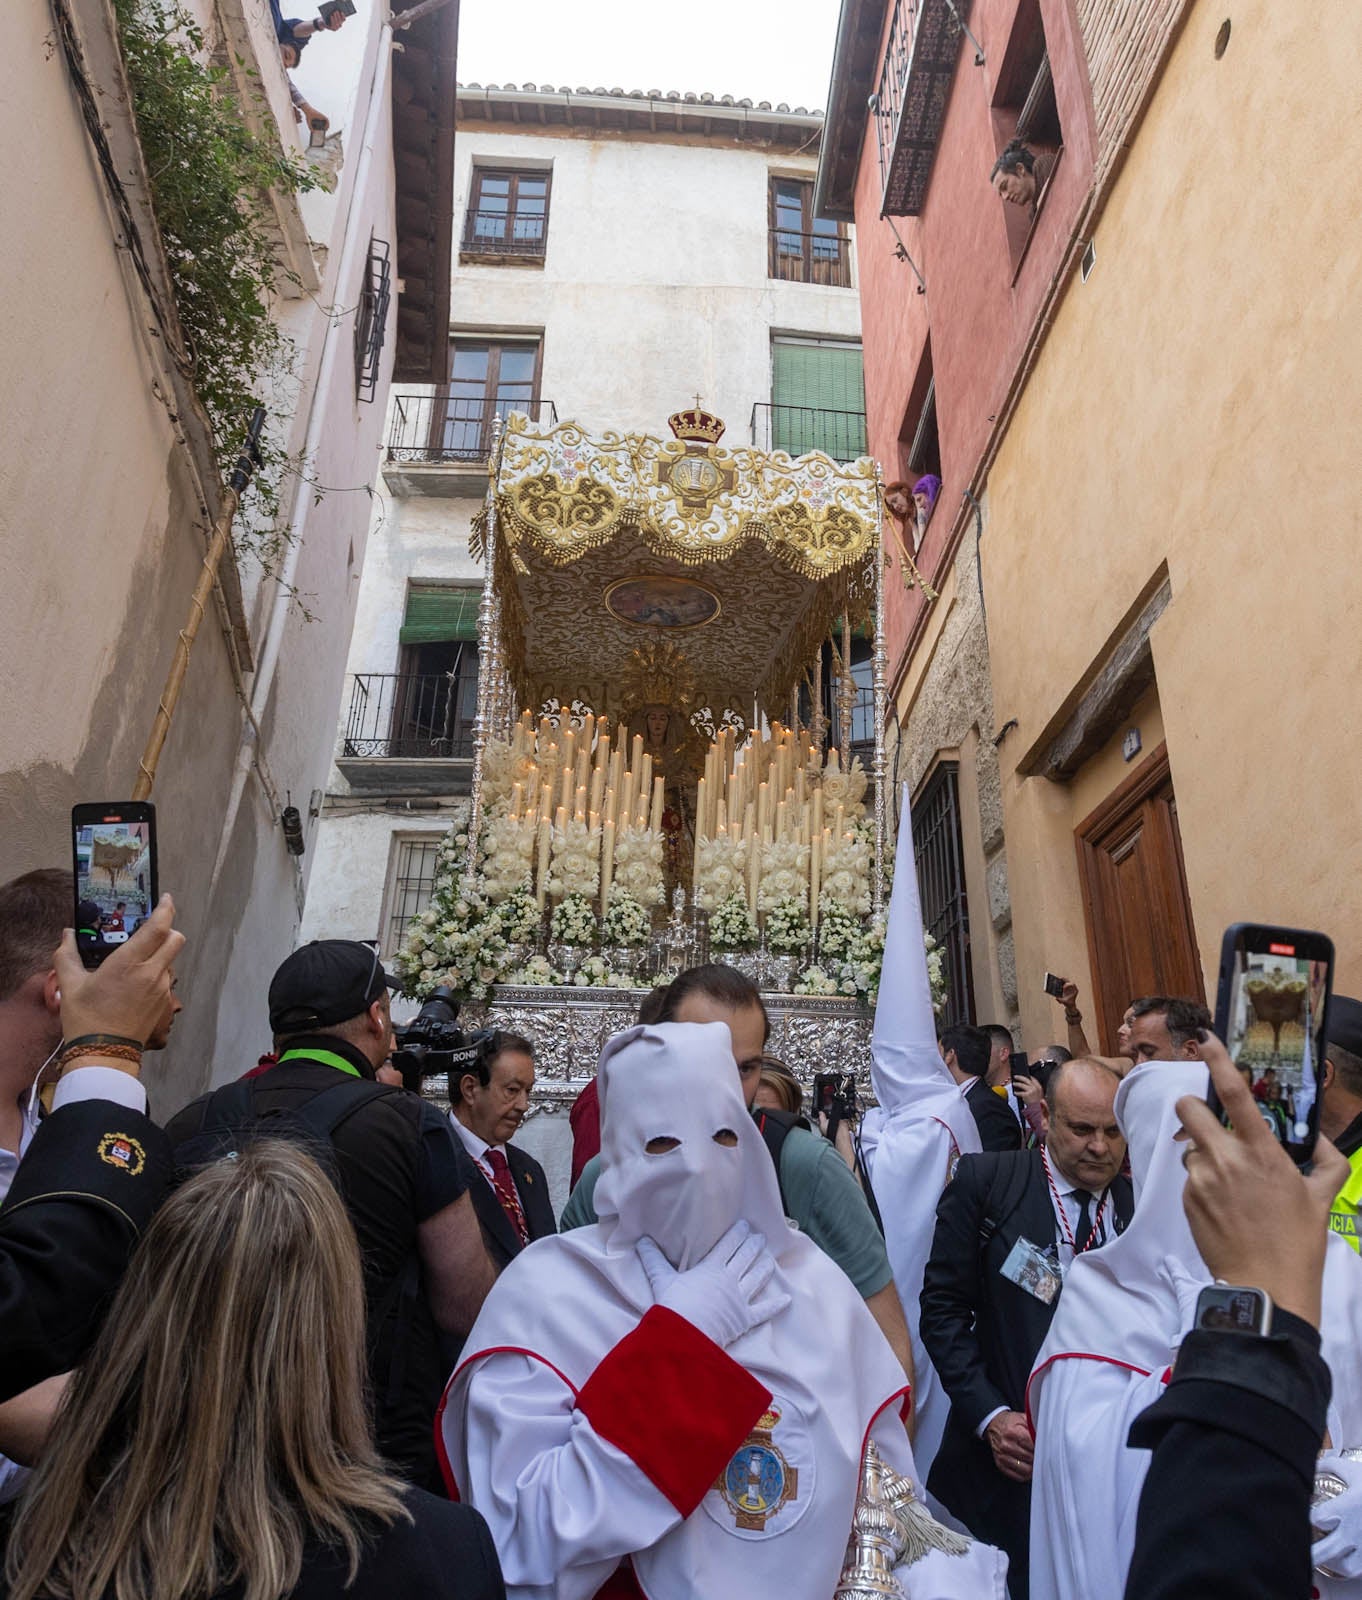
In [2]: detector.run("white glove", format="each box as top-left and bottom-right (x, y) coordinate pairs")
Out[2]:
(637, 1221), (791, 1349)
(1315, 1454), (1362, 1577)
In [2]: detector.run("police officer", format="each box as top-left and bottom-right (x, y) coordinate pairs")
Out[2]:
(1322, 995), (1362, 1252)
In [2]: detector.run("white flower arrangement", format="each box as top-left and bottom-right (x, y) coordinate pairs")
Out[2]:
(817, 894), (861, 960)
(758, 838), (810, 913)
(820, 833), (872, 917)
(765, 895), (812, 954)
(481, 815), (537, 903)
(794, 964), (839, 996)
(550, 891), (598, 947)
(480, 737), (517, 809)
(601, 891), (651, 948)
(692, 834), (749, 912)
(505, 953), (561, 987)
(818, 757), (870, 811)
(613, 826), (665, 908)
(495, 881), (541, 944)
(547, 818), (601, 902)
(574, 954), (613, 987)
(708, 891), (758, 952)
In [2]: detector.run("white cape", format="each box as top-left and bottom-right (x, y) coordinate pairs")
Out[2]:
(439, 1021), (1005, 1600)
(864, 788), (982, 1480)
(1026, 1058), (1362, 1600)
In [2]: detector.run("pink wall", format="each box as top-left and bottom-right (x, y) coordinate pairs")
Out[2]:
(850, 0), (1096, 671)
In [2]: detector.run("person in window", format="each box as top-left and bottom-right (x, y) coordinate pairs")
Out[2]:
(912, 474), (941, 544)
(989, 140), (1057, 216)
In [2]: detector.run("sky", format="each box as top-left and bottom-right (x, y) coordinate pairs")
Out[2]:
(455, 0), (843, 113)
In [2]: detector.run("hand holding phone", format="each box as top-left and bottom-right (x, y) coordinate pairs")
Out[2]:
(1210, 922), (1333, 1166)
(1044, 972), (1067, 1000)
(54, 895), (185, 1056)
(1177, 1029), (1345, 1328)
(72, 804), (158, 969)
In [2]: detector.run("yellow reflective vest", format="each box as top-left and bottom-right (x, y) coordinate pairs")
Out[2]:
(1330, 1144), (1362, 1253)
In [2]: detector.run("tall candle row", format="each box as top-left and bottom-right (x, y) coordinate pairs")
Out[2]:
(495, 714), (665, 907)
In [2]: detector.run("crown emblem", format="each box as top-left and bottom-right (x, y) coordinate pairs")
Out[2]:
(668, 406), (726, 446)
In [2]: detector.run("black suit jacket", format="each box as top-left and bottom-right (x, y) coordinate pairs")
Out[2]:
(466, 1140), (556, 1270)
(965, 1077), (1024, 1152)
(921, 1149), (1134, 1510)
(0, 1098), (173, 1401)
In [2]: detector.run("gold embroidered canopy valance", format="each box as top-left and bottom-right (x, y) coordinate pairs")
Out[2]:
(475, 411), (883, 719)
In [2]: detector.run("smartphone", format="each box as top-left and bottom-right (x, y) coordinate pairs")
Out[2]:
(72, 803), (158, 968)
(318, 0), (355, 18)
(1009, 1050), (1031, 1084)
(1210, 922), (1333, 1165)
(1044, 972), (1066, 999)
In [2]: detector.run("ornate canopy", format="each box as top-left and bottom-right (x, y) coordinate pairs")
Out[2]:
(475, 410), (883, 721)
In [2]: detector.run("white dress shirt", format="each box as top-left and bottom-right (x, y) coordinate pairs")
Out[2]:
(449, 1109), (503, 1186)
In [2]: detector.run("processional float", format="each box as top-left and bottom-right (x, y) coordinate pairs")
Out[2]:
(399, 404), (911, 1098)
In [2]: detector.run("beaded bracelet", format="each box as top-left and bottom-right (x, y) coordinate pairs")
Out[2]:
(1064, 1008), (1083, 1024)
(58, 1042), (143, 1072)
(61, 1033), (144, 1052)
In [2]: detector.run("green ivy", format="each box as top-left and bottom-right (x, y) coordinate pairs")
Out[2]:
(112, 0), (320, 546)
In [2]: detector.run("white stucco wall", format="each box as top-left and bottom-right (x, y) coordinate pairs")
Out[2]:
(0, 0), (407, 1105)
(303, 105), (865, 954)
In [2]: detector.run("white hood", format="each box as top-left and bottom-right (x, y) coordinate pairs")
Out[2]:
(869, 785), (980, 1158)
(594, 1021), (791, 1271)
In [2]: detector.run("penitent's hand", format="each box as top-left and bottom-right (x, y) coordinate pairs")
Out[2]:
(1177, 1030), (1346, 1329)
(53, 894), (185, 1061)
(637, 1221), (790, 1349)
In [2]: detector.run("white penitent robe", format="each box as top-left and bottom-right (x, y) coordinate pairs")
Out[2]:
(863, 788), (982, 1482)
(1027, 1058), (1362, 1600)
(439, 1021), (1006, 1600)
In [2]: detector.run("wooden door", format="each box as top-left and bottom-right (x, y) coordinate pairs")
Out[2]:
(1076, 744), (1204, 1052)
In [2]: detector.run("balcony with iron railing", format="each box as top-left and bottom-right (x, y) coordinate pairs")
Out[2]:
(874, 0), (971, 216)
(381, 395), (558, 497)
(459, 209), (548, 263)
(336, 672), (477, 794)
(768, 228), (853, 288)
(750, 403), (868, 463)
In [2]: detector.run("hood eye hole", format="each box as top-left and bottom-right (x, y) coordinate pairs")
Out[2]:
(645, 1136), (680, 1154)
(712, 1128), (739, 1147)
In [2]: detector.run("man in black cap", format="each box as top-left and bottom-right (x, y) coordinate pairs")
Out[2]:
(1323, 995), (1362, 1252)
(166, 939), (495, 1487)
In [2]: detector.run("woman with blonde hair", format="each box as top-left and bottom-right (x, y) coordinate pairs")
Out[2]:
(3, 1142), (503, 1600)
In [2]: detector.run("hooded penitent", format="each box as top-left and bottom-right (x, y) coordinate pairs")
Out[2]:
(1026, 1059), (1362, 1600)
(861, 786), (983, 1481)
(438, 1021), (1009, 1600)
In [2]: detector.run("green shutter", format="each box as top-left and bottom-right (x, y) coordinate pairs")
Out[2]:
(770, 342), (866, 460)
(399, 586), (482, 644)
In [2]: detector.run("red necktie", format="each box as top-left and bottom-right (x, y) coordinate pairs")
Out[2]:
(485, 1147), (529, 1245)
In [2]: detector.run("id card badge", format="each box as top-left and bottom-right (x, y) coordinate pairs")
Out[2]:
(1000, 1236), (1063, 1305)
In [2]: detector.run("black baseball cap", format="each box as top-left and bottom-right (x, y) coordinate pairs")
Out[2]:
(1328, 995), (1362, 1060)
(268, 939), (401, 1034)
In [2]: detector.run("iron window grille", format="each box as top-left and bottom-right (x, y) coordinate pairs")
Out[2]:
(913, 762), (976, 1029)
(354, 236), (392, 403)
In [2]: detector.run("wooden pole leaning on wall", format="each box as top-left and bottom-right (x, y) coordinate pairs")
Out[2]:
(132, 407), (266, 801)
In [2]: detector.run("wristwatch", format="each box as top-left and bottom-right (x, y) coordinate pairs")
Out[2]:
(1193, 1282), (1274, 1336)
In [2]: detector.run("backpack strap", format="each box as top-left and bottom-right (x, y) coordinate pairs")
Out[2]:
(750, 1107), (811, 1216)
(192, 1077), (258, 1150)
(978, 1155), (1034, 1248)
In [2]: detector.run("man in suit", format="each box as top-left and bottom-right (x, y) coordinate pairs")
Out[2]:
(920, 1057), (1132, 1597)
(450, 1031), (554, 1268)
(940, 1023), (1023, 1152)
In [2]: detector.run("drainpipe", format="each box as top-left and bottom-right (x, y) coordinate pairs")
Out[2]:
(208, 16), (395, 899)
